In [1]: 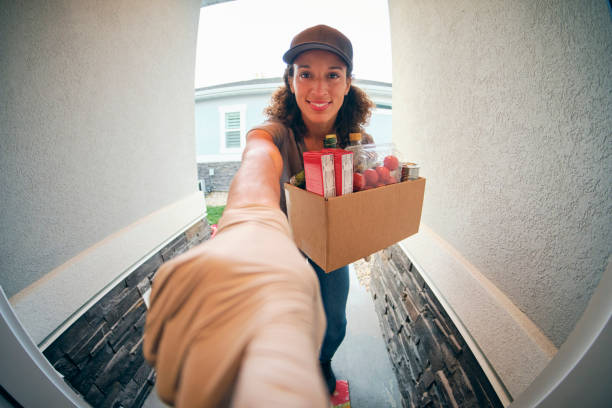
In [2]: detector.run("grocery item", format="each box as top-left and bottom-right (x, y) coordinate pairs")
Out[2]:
(364, 168), (379, 186)
(289, 170), (306, 188)
(303, 151), (336, 198)
(346, 142), (402, 189)
(322, 148), (354, 196)
(383, 155), (399, 171)
(375, 166), (390, 180)
(401, 162), (420, 181)
(349, 133), (362, 146)
(348, 133), (367, 173)
(303, 141), (419, 195)
(353, 172), (366, 191)
(324, 134), (337, 149)
(334, 150), (354, 196)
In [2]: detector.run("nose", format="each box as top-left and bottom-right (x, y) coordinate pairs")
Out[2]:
(312, 76), (328, 95)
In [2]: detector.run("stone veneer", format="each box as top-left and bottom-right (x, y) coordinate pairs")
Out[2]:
(197, 161), (241, 193)
(369, 245), (504, 408)
(43, 219), (211, 408)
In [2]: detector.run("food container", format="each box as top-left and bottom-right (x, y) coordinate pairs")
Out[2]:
(401, 162), (420, 181)
(303, 151), (336, 198)
(345, 142), (403, 190)
(322, 148), (354, 196)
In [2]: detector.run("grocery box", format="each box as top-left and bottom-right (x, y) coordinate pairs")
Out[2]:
(284, 177), (426, 272)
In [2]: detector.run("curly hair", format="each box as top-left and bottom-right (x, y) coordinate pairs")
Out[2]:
(264, 65), (375, 148)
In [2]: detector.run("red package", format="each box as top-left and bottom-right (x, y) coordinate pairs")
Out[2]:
(303, 151), (336, 198)
(322, 148), (354, 196)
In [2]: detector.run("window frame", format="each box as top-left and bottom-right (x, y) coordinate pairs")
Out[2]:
(219, 104), (246, 153)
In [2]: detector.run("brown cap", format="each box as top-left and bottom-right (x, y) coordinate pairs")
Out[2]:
(283, 25), (353, 71)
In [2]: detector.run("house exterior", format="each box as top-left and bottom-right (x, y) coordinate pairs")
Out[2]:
(194, 78), (392, 192)
(1, 1), (610, 407)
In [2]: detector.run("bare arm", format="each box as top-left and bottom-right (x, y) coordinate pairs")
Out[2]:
(225, 130), (283, 210)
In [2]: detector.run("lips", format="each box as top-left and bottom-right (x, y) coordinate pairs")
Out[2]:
(308, 101), (331, 111)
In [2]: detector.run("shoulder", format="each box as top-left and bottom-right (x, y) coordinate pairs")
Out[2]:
(249, 120), (291, 142)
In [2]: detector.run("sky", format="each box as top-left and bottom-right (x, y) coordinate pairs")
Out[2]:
(194, 0), (392, 88)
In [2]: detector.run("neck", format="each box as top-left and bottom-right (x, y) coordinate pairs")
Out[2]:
(303, 120), (334, 144)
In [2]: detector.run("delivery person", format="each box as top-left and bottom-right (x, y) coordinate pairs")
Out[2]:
(143, 25), (374, 406)
(248, 24), (374, 394)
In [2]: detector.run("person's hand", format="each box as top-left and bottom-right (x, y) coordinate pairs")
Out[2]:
(225, 130), (282, 211)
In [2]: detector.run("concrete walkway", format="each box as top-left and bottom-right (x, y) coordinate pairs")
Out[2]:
(334, 263), (402, 407)
(143, 261), (401, 407)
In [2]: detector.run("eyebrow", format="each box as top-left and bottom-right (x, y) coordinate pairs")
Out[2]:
(296, 64), (344, 70)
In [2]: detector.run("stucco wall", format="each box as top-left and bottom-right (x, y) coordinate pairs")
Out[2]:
(0, 0), (202, 298)
(389, 0), (611, 350)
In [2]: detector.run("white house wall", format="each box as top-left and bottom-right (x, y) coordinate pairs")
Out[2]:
(195, 92), (272, 160)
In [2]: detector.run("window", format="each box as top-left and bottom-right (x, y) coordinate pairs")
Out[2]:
(219, 105), (246, 153)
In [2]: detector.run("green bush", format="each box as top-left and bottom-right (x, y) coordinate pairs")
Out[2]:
(206, 205), (225, 225)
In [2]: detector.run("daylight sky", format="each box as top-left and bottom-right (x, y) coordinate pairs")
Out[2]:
(195, 0), (392, 88)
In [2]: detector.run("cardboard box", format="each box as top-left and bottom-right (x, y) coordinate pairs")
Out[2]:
(284, 177), (426, 272)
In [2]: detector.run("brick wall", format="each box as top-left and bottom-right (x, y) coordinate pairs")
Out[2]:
(369, 245), (504, 408)
(43, 219), (211, 408)
(197, 162), (241, 192)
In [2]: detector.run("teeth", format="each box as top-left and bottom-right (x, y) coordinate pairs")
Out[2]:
(311, 102), (328, 108)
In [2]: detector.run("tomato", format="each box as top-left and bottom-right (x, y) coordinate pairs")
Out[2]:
(353, 172), (366, 191)
(375, 166), (390, 180)
(364, 168), (379, 186)
(385, 175), (397, 184)
(384, 155), (399, 171)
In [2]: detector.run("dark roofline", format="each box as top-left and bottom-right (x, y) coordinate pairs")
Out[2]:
(195, 77), (392, 92)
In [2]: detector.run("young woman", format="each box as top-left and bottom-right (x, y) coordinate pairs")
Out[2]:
(246, 24), (375, 394)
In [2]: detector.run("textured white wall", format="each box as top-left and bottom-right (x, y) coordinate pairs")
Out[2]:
(0, 0), (202, 298)
(389, 0), (611, 349)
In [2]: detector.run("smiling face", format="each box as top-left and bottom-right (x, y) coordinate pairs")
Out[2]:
(288, 49), (352, 136)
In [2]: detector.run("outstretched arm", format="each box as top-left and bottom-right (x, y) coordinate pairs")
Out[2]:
(143, 127), (329, 407)
(225, 130), (283, 210)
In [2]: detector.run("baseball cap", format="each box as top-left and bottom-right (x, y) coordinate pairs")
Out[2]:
(282, 24), (353, 71)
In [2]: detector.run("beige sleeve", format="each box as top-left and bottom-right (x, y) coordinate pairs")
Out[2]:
(143, 205), (328, 408)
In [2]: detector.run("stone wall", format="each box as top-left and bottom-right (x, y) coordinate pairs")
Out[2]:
(197, 162), (241, 193)
(43, 219), (211, 408)
(369, 245), (504, 408)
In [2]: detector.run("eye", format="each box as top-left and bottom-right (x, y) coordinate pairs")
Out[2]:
(328, 72), (341, 79)
(299, 71), (311, 79)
